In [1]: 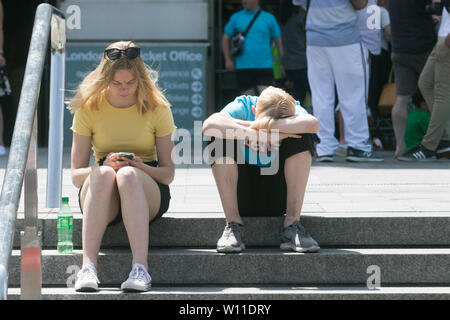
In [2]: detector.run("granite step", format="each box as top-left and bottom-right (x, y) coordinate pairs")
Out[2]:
(7, 285), (450, 300)
(13, 212), (450, 248)
(8, 248), (450, 286)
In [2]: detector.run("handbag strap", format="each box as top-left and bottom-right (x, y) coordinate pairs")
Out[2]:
(444, 0), (450, 14)
(242, 9), (262, 37)
(304, 0), (311, 27)
(388, 68), (393, 84)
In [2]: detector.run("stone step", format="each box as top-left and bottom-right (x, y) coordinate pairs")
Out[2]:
(7, 286), (450, 300)
(13, 212), (450, 248)
(8, 248), (450, 286)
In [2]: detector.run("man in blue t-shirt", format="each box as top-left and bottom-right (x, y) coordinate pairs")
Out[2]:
(222, 0), (283, 95)
(203, 86), (320, 254)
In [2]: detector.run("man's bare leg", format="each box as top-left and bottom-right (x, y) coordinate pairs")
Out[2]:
(283, 151), (312, 228)
(211, 157), (243, 225)
(392, 95), (410, 157)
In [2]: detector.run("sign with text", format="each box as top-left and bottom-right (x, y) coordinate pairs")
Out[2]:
(63, 42), (207, 146)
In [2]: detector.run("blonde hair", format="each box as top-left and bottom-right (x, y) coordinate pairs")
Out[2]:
(68, 41), (170, 114)
(251, 86), (296, 130)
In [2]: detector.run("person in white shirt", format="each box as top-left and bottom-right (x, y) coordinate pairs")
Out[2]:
(367, 0), (392, 142)
(294, 0), (384, 162)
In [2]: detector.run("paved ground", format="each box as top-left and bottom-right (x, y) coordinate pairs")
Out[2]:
(1, 147), (449, 218)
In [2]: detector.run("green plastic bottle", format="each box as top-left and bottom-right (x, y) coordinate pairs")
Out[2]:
(57, 197), (73, 254)
(271, 44), (283, 80)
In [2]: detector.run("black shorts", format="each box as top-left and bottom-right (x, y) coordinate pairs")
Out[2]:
(236, 68), (274, 93)
(391, 51), (430, 96)
(78, 161), (171, 226)
(208, 134), (315, 217)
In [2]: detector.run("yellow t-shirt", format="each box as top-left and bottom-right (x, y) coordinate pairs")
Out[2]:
(71, 94), (177, 163)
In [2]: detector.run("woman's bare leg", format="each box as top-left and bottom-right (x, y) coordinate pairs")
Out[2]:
(79, 166), (120, 268)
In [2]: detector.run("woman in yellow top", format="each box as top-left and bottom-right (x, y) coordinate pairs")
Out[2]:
(70, 41), (176, 292)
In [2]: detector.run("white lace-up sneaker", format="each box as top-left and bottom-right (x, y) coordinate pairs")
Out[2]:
(216, 222), (245, 253)
(74, 263), (100, 292)
(121, 263), (152, 292)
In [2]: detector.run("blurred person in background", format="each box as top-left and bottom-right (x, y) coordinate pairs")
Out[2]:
(222, 0), (284, 95)
(0, 0), (11, 156)
(399, 0), (450, 161)
(388, 0), (436, 158)
(367, 0), (391, 124)
(279, 0), (310, 106)
(294, 0), (383, 162)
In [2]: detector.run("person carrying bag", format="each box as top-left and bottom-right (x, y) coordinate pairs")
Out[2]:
(229, 9), (262, 58)
(222, 0), (283, 95)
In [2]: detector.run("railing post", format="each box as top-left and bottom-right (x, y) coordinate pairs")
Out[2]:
(47, 12), (66, 208)
(20, 110), (41, 300)
(0, 4), (52, 300)
(0, 4), (65, 300)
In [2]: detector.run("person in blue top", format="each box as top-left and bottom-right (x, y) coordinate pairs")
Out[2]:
(203, 86), (320, 253)
(222, 0), (284, 95)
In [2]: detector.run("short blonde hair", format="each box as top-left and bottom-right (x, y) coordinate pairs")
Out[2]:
(69, 40), (170, 114)
(251, 86), (296, 130)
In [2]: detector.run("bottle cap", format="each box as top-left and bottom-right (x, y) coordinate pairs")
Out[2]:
(61, 197), (69, 204)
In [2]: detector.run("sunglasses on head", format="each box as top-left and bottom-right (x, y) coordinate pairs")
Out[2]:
(104, 47), (141, 60)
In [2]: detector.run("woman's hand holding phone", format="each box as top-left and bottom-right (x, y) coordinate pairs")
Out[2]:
(103, 152), (131, 171)
(125, 155), (143, 168)
(103, 152), (146, 171)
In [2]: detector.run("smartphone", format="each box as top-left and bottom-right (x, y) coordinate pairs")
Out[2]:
(118, 152), (135, 160)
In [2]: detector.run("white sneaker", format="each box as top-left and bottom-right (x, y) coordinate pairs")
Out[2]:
(0, 145), (6, 156)
(74, 263), (100, 292)
(121, 263), (152, 292)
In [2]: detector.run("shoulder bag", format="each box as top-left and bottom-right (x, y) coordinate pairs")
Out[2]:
(230, 9), (262, 58)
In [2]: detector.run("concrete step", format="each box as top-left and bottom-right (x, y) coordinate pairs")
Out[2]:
(13, 212), (450, 248)
(7, 286), (450, 300)
(8, 248), (450, 286)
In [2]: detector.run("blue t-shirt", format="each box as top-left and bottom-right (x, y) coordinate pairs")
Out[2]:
(294, 0), (360, 47)
(220, 95), (307, 166)
(221, 95), (307, 120)
(224, 9), (281, 69)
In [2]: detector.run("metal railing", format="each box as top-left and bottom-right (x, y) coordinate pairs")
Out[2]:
(0, 4), (66, 300)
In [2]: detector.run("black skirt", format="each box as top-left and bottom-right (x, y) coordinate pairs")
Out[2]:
(77, 160), (171, 226)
